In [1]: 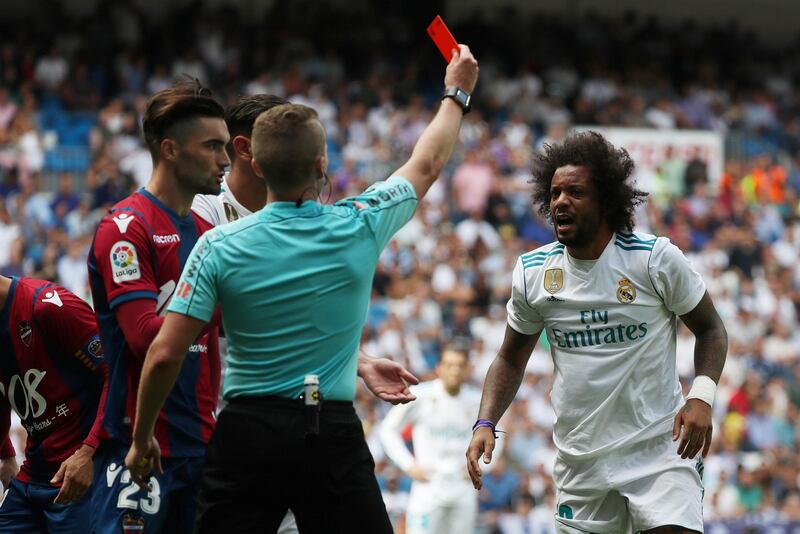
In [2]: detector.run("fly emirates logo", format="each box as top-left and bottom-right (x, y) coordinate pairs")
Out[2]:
(549, 309), (648, 349)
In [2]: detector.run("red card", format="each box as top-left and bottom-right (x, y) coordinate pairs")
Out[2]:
(427, 15), (459, 63)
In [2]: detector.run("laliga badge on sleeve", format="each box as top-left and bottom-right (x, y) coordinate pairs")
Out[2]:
(110, 241), (141, 283)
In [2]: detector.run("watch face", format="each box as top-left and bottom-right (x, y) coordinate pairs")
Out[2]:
(443, 88), (471, 112)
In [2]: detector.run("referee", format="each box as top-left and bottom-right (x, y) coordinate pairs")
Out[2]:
(126, 45), (479, 533)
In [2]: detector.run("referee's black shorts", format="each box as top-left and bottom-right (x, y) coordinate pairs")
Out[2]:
(195, 395), (393, 534)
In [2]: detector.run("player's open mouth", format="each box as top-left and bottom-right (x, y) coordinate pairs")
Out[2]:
(216, 173), (225, 184)
(555, 213), (574, 232)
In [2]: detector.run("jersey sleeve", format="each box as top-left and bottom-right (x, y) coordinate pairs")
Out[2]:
(191, 194), (222, 226)
(91, 213), (158, 309)
(166, 232), (219, 323)
(335, 176), (418, 250)
(35, 286), (109, 449)
(35, 285), (105, 374)
(649, 237), (707, 316)
(82, 363), (108, 450)
(506, 257), (544, 335)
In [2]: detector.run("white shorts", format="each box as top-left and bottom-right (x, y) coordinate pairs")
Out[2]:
(405, 480), (477, 534)
(552, 432), (704, 533)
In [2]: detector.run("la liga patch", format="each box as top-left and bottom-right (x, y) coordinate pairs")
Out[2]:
(110, 240), (141, 283)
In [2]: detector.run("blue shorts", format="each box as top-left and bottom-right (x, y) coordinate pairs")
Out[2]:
(0, 477), (93, 534)
(90, 442), (204, 534)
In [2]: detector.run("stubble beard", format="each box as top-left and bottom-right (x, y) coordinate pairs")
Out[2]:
(554, 213), (602, 249)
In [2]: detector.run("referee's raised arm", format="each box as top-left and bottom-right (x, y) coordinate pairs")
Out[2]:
(394, 44), (479, 201)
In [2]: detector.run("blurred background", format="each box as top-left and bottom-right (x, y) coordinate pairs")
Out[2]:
(1, 0), (800, 532)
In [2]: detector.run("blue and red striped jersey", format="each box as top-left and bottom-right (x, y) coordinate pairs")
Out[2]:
(0, 277), (107, 484)
(87, 189), (220, 458)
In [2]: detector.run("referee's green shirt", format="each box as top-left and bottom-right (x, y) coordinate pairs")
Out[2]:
(168, 176), (417, 401)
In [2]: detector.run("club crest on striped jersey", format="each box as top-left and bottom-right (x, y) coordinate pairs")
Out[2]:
(544, 268), (564, 294)
(616, 278), (636, 304)
(18, 321), (33, 347)
(88, 338), (103, 359)
(121, 513), (145, 533)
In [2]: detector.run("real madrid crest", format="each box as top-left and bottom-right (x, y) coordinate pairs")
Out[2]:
(544, 268), (564, 294)
(616, 278), (636, 304)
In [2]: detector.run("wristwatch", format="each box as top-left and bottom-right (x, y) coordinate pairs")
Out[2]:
(442, 87), (471, 114)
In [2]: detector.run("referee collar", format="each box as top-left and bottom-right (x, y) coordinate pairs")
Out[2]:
(261, 200), (321, 217)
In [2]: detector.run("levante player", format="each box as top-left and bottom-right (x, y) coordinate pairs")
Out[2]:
(87, 80), (228, 533)
(0, 275), (107, 533)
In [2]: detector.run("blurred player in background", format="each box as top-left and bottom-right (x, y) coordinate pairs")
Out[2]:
(192, 92), (420, 534)
(125, 45), (478, 533)
(467, 131), (728, 533)
(0, 275), (107, 533)
(381, 345), (502, 534)
(87, 80), (228, 533)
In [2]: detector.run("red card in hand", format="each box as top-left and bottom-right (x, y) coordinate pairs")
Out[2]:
(427, 15), (459, 63)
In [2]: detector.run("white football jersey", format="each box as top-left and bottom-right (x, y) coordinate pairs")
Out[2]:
(192, 175), (252, 226)
(380, 379), (501, 503)
(507, 232), (705, 462)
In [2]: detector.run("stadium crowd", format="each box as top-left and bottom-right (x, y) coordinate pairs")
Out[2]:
(1, 1), (800, 532)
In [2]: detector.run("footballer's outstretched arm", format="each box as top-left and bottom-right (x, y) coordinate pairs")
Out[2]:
(393, 44), (478, 200)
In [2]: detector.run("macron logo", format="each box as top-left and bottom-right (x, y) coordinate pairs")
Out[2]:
(42, 290), (63, 307)
(153, 234), (180, 245)
(112, 213), (135, 233)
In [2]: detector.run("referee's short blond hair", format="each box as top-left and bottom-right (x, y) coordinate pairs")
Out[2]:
(251, 104), (326, 193)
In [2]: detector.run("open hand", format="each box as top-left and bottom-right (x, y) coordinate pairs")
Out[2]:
(466, 427), (495, 490)
(673, 398), (713, 459)
(359, 357), (419, 404)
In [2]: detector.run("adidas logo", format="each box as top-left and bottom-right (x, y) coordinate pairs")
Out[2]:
(546, 296), (565, 302)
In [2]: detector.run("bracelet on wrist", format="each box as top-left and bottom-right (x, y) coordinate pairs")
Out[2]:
(472, 418), (503, 439)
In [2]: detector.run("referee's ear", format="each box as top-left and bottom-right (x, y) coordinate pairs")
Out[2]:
(316, 147), (329, 176)
(251, 157), (265, 179)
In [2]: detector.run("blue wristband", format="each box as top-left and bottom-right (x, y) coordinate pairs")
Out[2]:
(473, 418), (504, 439)
(472, 418), (495, 432)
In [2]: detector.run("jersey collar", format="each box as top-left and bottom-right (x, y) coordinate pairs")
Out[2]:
(260, 200), (321, 218)
(139, 188), (195, 226)
(219, 175), (253, 218)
